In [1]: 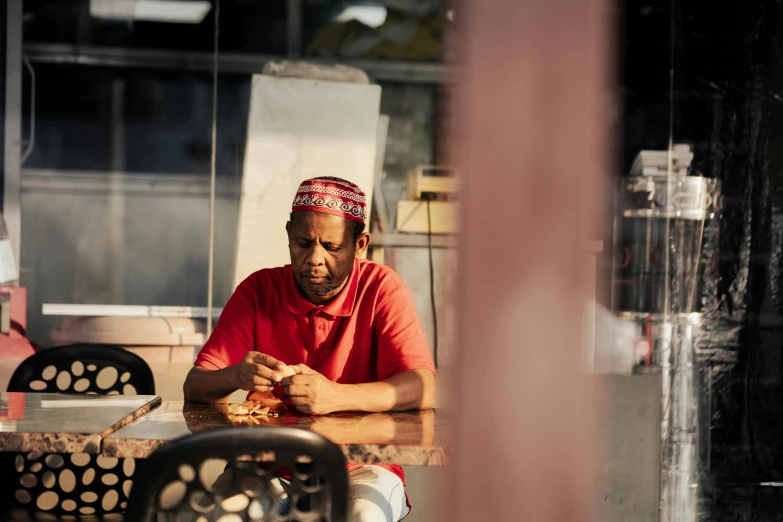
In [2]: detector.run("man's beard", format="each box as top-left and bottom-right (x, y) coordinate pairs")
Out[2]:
(299, 280), (339, 296)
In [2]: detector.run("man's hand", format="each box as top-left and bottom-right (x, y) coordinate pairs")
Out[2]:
(234, 352), (292, 392)
(280, 364), (350, 415)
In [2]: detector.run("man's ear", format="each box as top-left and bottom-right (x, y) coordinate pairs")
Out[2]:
(355, 233), (371, 258)
(285, 221), (291, 235)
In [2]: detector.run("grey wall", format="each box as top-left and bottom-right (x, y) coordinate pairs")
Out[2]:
(375, 84), (436, 230)
(383, 246), (458, 367)
(597, 374), (661, 522)
(20, 170), (241, 345)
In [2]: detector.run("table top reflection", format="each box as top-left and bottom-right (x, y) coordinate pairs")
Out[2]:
(0, 392), (161, 454)
(104, 401), (452, 466)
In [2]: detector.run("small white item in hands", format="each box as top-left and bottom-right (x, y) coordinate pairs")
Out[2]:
(279, 365), (296, 378)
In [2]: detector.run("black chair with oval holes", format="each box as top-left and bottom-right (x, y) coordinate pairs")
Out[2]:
(126, 427), (349, 522)
(0, 344), (156, 520)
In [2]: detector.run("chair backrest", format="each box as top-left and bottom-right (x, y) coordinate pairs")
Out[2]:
(1, 344), (154, 518)
(126, 427), (349, 522)
(7, 344), (155, 395)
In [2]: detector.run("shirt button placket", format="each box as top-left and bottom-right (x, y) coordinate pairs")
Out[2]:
(317, 320), (326, 337)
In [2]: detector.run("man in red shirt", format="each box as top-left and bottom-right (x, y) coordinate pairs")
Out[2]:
(184, 177), (436, 522)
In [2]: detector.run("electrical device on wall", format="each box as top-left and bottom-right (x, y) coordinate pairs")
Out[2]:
(395, 165), (459, 368)
(396, 165), (458, 234)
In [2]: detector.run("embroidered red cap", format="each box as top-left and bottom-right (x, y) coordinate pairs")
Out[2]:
(291, 177), (367, 224)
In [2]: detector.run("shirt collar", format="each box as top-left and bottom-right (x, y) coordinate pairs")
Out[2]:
(285, 259), (359, 317)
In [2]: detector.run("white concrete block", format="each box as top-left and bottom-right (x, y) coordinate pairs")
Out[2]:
(234, 75), (381, 288)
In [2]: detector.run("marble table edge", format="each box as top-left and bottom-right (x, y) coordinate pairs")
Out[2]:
(0, 432), (104, 454)
(0, 396), (163, 455)
(341, 444), (453, 466)
(103, 438), (452, 466)
(102, 437), (163, 459)
(98, 396), (163, 440)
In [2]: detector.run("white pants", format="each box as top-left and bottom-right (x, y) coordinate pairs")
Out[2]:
(204, 464), (410, 522)
(347, 465), (410, 522)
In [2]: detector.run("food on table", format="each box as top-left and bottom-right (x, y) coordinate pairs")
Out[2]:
(227, 367), (293, 424)
(227, 410), (277, 425)
(228, 402), (249, 415)
(228, 400), (272, 415)
(228, 413), (274, 425)
(227, 397), (283, 425)
(247, 391), (287, 413)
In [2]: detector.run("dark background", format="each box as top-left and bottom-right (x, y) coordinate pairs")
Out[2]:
(621, 0), (783, 519)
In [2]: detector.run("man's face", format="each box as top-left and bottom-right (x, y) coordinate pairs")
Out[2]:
(287, 211), (369, 303)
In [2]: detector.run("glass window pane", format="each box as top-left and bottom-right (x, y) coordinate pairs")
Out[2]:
(303, 0), (444, 61)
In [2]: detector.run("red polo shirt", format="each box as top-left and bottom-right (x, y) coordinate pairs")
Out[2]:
(194, 258), (435, 485)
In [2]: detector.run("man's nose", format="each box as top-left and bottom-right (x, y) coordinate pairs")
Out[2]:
(305, 244), (326, 266)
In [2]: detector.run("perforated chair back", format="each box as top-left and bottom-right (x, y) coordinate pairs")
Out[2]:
(8, 344), (155, 396)
(1, 344), (155, 518)
(126, 427), (349, 522)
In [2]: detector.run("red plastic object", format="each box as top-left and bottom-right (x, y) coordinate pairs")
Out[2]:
(0, 286), (37, 359)
(0, 392), (25, 420)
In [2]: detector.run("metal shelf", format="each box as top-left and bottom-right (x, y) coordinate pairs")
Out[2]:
(371, 232), (458, 249)
(42, 304), (222, 318)
(23, 43), (451, 84)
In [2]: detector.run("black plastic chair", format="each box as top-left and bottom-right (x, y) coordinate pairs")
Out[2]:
(126, 427), (349, 522)
(1, 344), (156, 519)
(7, 344), (155, 395)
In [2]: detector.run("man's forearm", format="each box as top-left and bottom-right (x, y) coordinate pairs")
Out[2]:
(183, 366), (239, 403)
(338, 369), (436, 412)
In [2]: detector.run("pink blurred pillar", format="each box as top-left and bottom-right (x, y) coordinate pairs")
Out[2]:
(448, 0), (611, 521)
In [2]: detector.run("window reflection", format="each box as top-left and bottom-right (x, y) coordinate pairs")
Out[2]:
(18, 0), (447, 351)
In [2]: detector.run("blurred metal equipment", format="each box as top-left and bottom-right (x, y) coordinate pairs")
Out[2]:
(611, 144), (722, 522)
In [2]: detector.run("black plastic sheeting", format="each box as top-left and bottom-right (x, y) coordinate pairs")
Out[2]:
(620, 0), (783, 519)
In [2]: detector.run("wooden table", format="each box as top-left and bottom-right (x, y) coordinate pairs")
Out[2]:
(0, 392), (161, 454)
(103, 401), (452, 466)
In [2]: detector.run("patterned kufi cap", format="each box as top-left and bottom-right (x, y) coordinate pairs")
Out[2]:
(291, 177), (367, 224)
